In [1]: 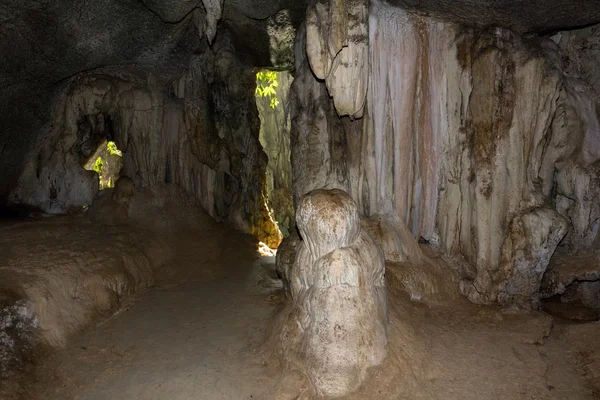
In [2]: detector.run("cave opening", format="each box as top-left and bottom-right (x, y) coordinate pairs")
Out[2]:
(77, 113), (124, 190)
(83, 140), (123, 190)
(254, 69), (294, 255)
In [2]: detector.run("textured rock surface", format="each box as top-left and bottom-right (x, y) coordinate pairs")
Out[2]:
(541, 253), (600, 308)
(462, 208), (569, 307)
(561, 322), (600, 396)
(0, 219), (167, 348)
(275, 229), (301, 297)
(0, 295), (37, 386)
(276, 189), (387, 397)
(360, 213), (425, 265)
(87, 176), (135, 226)
(385, 0), (600, 34)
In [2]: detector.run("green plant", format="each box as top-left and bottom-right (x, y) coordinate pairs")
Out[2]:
(256, 71), (280, 109)
(93, 157), (104, 174)
(107, 141), (122, 156)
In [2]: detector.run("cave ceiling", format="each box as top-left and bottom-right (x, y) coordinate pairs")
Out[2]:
(388, 0), (600, 34)
(2, 0), (599, 92)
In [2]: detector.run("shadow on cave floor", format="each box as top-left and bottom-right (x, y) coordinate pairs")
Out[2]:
(7, 198), (598, 400)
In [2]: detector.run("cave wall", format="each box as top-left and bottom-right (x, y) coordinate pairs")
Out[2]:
(291, 0), (600, 307)
(8, 34), (279, 244)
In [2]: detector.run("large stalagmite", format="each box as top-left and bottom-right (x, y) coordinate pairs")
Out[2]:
(276, 189), (388, 398)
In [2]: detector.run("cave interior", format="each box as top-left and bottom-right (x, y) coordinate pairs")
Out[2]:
(1, 0), (600, 399)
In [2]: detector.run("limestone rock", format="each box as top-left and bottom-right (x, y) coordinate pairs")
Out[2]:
(384, 0), (600, 34)
(289, 27), (349, 201)
(87, 176), (135, 226)
(555, 26), (600, 95)
(540, 253), (600, 309)
(542, 300), (599, 322)
(202, 0), (224, 44)
(305, 0), (369, 117)
(278, 189), (387, 397)
(462, 208), (568, 307)
(112, 176), (135, 205)
(554, 161), (600, 253)
(360, 213), (425, 265)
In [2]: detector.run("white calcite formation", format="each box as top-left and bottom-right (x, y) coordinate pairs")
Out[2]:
(292, 0), (600, 307)
(306, 0), (369, 118)
(278, 189), (387, 397)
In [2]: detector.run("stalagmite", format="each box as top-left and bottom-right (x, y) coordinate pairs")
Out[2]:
(277, 189), (387, 397)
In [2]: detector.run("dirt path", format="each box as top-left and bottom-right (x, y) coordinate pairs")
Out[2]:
(30, 228), (284, 400)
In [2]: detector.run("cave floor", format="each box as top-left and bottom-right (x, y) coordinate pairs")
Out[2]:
(14, 215), (599, 400)
(27, 223), (286, 400)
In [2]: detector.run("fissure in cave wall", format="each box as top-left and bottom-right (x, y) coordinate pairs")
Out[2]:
(9, 34), (280, 246)
(255, 71), (295, 239)
(292, 0), (600, 307)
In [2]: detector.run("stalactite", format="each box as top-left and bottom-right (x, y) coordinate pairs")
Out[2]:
(305, 0), (369, 118)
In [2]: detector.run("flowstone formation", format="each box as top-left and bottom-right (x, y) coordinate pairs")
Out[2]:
(291, 0), (600, 309)
(277, 189), (387, 397)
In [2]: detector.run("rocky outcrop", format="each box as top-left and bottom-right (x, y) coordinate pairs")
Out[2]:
(384, 0), (600, 34)
(276, 189), (387, 397)
(360, 213), (425, 265)
(88, 176), (135, 226)
(290, 0), (600, 307)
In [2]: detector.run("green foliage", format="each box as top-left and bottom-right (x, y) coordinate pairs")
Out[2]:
(107, 141), (122, 156)
(93, 157), (104, 174)
(256, 71), (280, 109)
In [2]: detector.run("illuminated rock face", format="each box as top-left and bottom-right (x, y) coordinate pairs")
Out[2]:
(292, 0), (600, 307)
(279, 189), (387, 398)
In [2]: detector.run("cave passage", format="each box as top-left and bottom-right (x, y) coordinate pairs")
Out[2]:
(1, 0), (600, 399)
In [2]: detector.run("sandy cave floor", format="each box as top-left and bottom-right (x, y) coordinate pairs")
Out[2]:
(4, 211), (599, 400)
